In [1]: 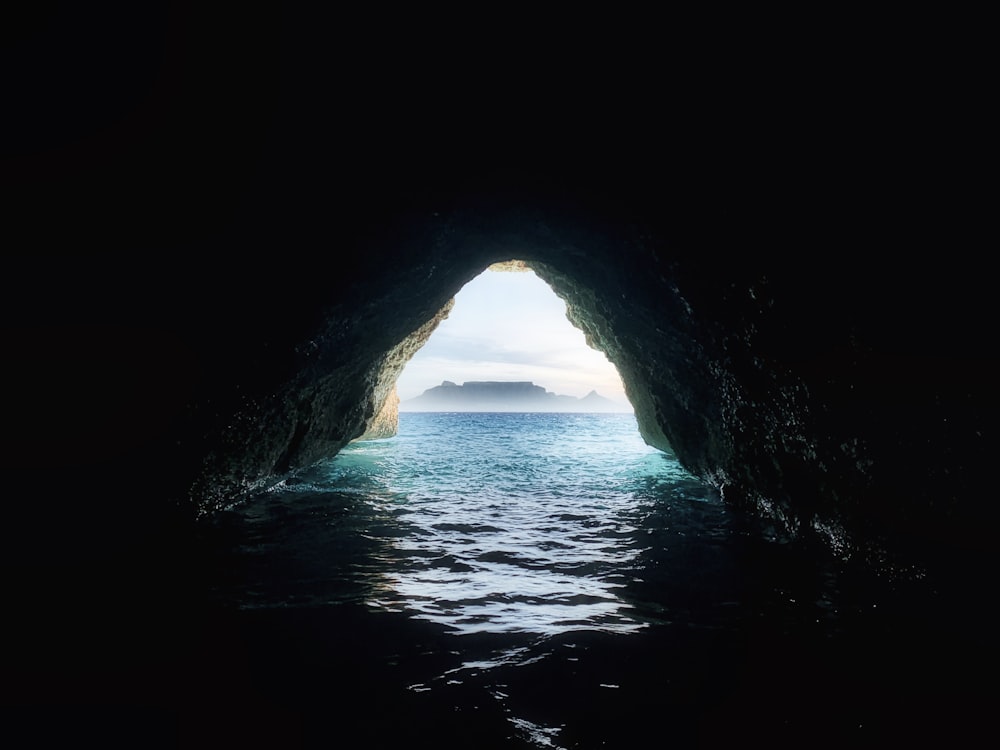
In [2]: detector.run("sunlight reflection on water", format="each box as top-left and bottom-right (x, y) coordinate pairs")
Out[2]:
(322, 412), (714, 636)
(198, 415), (963, 748)
(212, 412), (726, 642)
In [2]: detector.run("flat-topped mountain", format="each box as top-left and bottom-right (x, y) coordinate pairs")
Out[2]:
(401, 381), (629, 413)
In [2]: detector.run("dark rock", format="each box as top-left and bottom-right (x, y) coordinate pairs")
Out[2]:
(401, 381), (625, 413)
(2, 7), (991, 577)
(2, 11), (995, 747)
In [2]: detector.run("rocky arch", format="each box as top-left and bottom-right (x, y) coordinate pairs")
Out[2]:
(356, 257), (680, 453)
(5, 13), (996, 740)
(189, 205), (823, 550)
(3, 7), (988, 573)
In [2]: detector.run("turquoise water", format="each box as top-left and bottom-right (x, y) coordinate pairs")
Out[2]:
(219, 412), (722, 634)
(201, 412), (976, 747)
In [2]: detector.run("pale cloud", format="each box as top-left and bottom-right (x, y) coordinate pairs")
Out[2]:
(396, 269), (630, 409)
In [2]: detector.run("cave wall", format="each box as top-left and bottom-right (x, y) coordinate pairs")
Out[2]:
(161, 199), (990, 565)
(2, 5), (992, 573)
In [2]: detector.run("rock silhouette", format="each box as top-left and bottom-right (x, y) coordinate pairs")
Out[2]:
(401, 381), (627, 413)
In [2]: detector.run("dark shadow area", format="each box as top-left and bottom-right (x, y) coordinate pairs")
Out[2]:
(2, 6), (992, 748)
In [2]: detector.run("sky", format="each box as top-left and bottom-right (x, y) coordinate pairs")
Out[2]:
(396, 267), (631, 409)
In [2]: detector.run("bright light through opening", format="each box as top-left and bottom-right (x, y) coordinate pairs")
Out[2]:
(396, 264), (631, 411)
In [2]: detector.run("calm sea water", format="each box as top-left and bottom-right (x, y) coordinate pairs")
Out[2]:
(198, 412), (983, 748)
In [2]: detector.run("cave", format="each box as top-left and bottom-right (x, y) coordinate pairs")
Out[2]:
(3, 6), (993, 748)
(151, 207), (991, 568)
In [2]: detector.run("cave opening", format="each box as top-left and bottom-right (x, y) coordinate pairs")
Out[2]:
(191, 243), (739, 637)
(394, 259), (632, 414)
(206, 256), (715, 635)
(289, 259), (713, 636)
(176, 233), (971, 746)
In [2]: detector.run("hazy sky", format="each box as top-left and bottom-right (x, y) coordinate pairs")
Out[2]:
(396, 268), (630, 408)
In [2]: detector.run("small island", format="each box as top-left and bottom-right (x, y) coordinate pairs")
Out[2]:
(400, 381), (629, 413)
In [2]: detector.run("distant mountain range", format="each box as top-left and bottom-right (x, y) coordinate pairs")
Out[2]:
(400, 380), (630, 413)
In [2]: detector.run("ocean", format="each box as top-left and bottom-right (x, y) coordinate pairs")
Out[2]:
(197, 412), (984, 748)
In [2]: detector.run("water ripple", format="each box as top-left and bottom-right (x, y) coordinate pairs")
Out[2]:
(260, 412), (724, 636)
